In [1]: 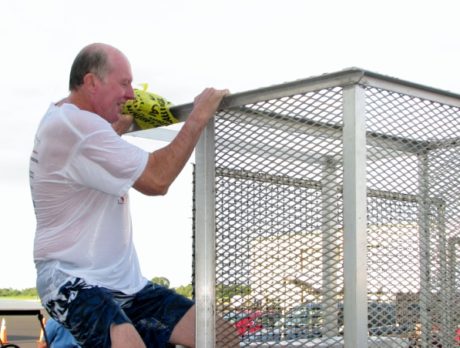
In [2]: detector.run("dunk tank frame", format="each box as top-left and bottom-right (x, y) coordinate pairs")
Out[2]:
(131, 68), (460, 348)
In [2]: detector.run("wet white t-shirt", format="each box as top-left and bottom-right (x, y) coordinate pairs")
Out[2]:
(30, 103), (149, 296)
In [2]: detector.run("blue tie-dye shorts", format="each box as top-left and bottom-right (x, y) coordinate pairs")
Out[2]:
(43, 277), (194, 348)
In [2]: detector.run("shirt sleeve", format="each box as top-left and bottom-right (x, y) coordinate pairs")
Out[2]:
(67, 129), (149, 196)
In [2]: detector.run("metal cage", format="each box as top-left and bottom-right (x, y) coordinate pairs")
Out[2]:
(132, 68), (460, 348)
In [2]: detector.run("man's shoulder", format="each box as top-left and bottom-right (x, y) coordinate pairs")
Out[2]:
(57, 104), (112, 135)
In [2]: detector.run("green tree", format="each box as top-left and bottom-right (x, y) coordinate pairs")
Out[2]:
(216, 283), (251, 304)
(174, 284), (193, 299)
(0, 287), (38, 298)
(20, 288), (39, 298)
(151, 277), (170, 288)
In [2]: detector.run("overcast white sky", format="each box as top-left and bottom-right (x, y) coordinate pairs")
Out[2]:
(1, 0), (460, 290)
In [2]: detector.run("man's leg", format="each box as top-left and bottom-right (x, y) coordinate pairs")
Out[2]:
(169, 305), (195, 347)
(44, 278), (139, 347)
(110, 323), (146, 348)
(169, 305), (240, 348)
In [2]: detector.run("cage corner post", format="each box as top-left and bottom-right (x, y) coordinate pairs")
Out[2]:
(342, 84), (369, 347)
(195, 119), (217, 348)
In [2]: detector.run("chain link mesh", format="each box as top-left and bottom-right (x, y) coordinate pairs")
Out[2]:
(202, 81), (460, 347)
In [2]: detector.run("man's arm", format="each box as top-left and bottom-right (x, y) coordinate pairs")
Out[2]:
(133, 88), (229, 196)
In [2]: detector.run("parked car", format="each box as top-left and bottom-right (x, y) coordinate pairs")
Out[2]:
(234, 311), (263, 336)
(277, 303), (323, 340)
(223, 310), (281, 340)
(232, 302), (414, 343)
(223, 310), (259, 326)
(367, 302), (413, 336)
(240, 301), (415, 343)
(244, 312), (283, 342)
(246, 303), (325, 342)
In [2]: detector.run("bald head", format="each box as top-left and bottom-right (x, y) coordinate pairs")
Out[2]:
(68, 43), (127, 91)
(66, 43), (134, 123)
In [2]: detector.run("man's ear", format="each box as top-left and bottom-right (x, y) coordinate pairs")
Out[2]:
(83, 72), (99, 92)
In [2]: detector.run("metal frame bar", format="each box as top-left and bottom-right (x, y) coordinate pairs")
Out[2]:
(437, 203), (450, 348)
(218, 107), (427, 154)
(417, 152), (431, 348)
(216, 167), (444, 206)
(447, 237), (460, 348)
(194, 120), (216, 348)
(342, 84), (368, 347)
(321, 158), (342, 338)
(156, 68), (460, 125)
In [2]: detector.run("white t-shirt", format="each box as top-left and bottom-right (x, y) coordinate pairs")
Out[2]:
(30, 103), (149, 295)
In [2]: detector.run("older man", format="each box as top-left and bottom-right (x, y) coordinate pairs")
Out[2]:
(30, 43), (237, 348)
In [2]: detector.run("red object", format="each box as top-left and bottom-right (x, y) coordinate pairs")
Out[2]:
(234, 311), (263, 336)
(455, 328), (460, 343)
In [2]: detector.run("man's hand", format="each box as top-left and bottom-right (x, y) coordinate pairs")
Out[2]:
(112, 114), (134, 135)
(189, 88), (230, 126)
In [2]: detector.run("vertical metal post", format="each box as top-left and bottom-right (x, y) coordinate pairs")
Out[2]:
(195, 120), (216, 348)
(437, 203), (450, 348)
(417, 153), (431, 348)
(321, 157), (341, 337)
(448, 237), (459, 348)
(342, 85), (368, 348)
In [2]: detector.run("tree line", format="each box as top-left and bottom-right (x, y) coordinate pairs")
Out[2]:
(0, 278), (250, 301)
(0, 277), (193, 299)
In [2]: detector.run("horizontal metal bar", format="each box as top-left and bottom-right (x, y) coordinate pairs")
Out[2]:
(169, 68), (366, 121)
(426, 137), (460, 151)
(220, 107), (427, 154)
(216, 167), (445, 205)
(216, 167), (322, 189)
(360, 72), (460, 108)
(166, 67), (460, 120)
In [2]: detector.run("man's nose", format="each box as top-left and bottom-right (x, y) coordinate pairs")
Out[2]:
(126, 86), (135, 100)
